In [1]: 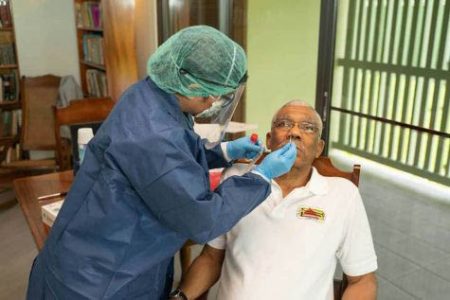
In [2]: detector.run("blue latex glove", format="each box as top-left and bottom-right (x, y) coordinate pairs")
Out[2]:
(226, 136), (264, 160)
(254, 142), (297, 180)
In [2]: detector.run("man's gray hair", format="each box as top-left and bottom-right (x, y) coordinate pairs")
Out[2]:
(271, 100), (323, 137)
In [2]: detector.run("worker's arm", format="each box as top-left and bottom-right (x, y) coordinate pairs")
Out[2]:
(342, 272), (377, 300)
(174, 245), (225, 300)
(107, 131), (271, 244)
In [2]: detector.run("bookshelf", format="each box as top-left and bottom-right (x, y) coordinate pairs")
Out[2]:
(74, 0), (138, 102)
(0, 0), (22, 165)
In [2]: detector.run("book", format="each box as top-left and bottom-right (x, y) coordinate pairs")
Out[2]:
(91, 3), (102, 28)
(41, 200), (64, 227)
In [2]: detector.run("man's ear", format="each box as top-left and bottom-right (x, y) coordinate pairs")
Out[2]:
(315, 139), (325, 158)
(266, 132), (272, 150)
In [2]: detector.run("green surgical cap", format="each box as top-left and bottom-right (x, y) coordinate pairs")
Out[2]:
(147, 25), (247, 97)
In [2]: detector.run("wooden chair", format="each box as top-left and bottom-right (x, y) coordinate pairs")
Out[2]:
(0, 75), (61, 176)
(179, 156), (360, 300)
(0, 75), (62, 207)
(53, 97), (115, 171)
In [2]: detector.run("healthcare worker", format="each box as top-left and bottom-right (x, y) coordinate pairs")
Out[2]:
(27, 25), (297, 300)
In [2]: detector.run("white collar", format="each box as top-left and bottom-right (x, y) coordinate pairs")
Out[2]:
(272, 167), (328, 196)
(305, 167), (328, 195)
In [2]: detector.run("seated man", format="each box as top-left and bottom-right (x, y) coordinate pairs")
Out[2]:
(171, 100), (377, 300)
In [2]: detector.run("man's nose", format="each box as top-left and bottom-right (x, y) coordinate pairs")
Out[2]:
(287, 126), (302, 140)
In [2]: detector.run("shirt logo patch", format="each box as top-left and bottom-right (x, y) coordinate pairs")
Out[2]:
(297, 207), (325, 221)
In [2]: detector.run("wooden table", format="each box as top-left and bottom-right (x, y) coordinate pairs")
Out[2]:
(13, 170), (73, 250)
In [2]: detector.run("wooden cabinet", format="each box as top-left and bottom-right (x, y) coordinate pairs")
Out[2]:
(0, 0), (22, 165)
(74, 0), (138, 102)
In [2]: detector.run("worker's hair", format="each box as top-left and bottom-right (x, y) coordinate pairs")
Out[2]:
(271, 100), (323, 138)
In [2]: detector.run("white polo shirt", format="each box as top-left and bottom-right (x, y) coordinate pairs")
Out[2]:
(208, 166), (377, 300)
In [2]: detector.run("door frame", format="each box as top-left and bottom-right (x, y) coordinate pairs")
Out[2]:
(315, 0), (338, 155)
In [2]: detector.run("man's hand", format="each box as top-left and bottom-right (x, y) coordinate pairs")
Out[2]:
(342, 272), (377, 300)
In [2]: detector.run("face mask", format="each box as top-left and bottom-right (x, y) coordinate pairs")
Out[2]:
(195, 91), (236, 119)
(194, 84), (246, 149)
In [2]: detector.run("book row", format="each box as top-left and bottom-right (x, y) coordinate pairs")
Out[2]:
(0, 70), (19, 102)
(83, 34), (104, 65)
(0, 2), (12, 28)
(86, 69), (108, 97)
(0, 43), (16, 65)
(0, 109), (21, 138)
(0, 142), (21, 164)
(76, 1), (102, 29)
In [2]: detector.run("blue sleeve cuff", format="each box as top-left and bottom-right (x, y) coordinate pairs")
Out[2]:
(251, 170), (271, 182)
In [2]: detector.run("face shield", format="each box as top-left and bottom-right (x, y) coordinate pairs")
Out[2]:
(194, 83), (246, 149)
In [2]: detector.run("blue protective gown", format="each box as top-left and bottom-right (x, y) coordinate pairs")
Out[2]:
(27, 78), (271, 300)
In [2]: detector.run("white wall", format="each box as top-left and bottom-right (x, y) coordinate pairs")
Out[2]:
(11, 0), (79, 83)
(246, 0), (321, 137)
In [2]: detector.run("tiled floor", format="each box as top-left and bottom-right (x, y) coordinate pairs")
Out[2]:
(358, 168), (450, 300)
(1, 160), (449, 299)
(0, 190), (37, 299)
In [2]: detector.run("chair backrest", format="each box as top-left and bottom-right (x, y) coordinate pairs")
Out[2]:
(53, 97), (114, 170)
(254, 153), (360, 187)
(21, 75), (61, 151)
(312, 156), (360, 187)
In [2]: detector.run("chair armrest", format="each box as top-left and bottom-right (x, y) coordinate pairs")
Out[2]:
(57, 137), (72, 171)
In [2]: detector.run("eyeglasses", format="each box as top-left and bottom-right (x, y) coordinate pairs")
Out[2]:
(272, 119), (319, 134)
